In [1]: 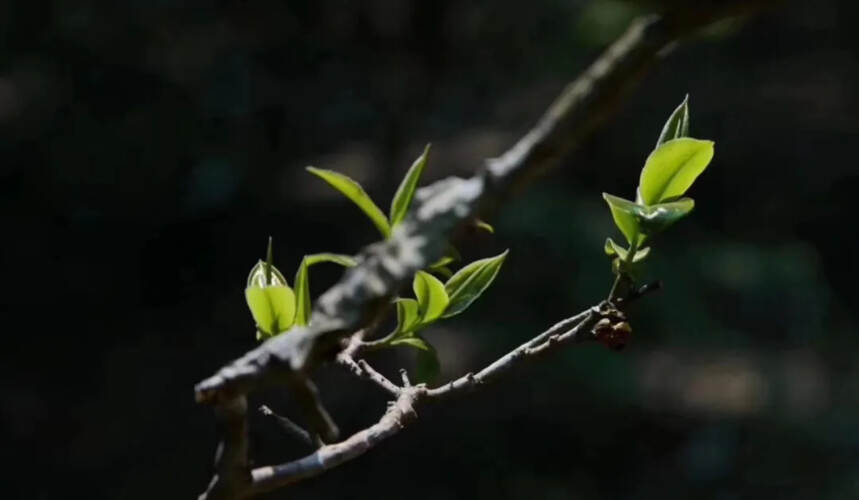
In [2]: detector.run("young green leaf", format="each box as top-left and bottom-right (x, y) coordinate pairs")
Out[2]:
(246, 260), (296, 338)
(429, 255), (456, 269)
(428, 245), (461, 270)
(246, 286), (296, 338)
(473, 219), (494, 234)
(431, 266), (453, 279)
(393, 298), (421, 335)
(604, 237), (651, 262)
(306, 167), (391, 237)
(443, 250), (508, 318)
(445, 244), (463, 263)
(656, 94), (690, 148)
(604, 237), (619, 257)
(638, 138), (714, 205)
(413, 270), (450, 323)
(636, 198), (695, 234)
(389, 144), (430, 228)
(390, 335), (431, 351)
(294, 253), (357, 327)
(602, 193), (641, 246)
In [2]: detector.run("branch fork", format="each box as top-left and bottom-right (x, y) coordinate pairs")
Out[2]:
(196, 3), (778, 497)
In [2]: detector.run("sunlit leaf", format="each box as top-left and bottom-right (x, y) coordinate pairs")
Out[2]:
(603, 193), (641, 246)
(443, 250), (508, 318)
(633, 247), (651, 263)
(393, 298), (421, 335)
(604, 193), (694, 241)
(655, 94), (690, 148)
(246, 259), (296, 338)
(474, 219), (494, 234)
(638, 138), (714, 205)
(431, 265), (453, 279)
(604, 237), (619, 257)
(445, 245), (462, 263)
(636, 198), (695, 234)
(429, 255), (455, 269)
(294, 253), (357, 327)
(303, 253), (357, 267)
(413, 270), (450, 323)
(428, 245), (461, 270)
(306, 166), (391, 237)
(247, 259), (288, 288)
(389, 144), (430, 228)
(605, 237), (651, 263)
(390, 335), (431, 351)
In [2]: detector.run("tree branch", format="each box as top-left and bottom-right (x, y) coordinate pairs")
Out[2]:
(248, 388), (421, 496)
(244, 304), (604, 495)
(336, 354), (402, 397)
(198, 397), (250, 500)
(426, 307), (600, 398)
(197, 3), (780, 498)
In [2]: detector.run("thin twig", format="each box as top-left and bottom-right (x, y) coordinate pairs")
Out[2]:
(399, 369), (411, 388)
(336, 353), (401, 397)
(247, 388), (421, 496)
(197, 3), (781, 498)
(285, 376), (339, 444)
(242, 305), (602, 492)
(259, 405), (314, 448)
(426, 309), (598, 398)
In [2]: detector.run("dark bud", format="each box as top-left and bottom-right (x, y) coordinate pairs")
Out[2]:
(593, 317), (632, 351)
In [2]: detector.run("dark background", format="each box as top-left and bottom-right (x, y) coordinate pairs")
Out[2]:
(3, 0), (858, 498)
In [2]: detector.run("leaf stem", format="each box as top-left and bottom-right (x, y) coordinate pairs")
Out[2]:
(608, 233), (640, 302)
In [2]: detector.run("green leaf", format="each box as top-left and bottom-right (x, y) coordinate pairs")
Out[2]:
(636, 198), (695, 234)
(604, 237), (651, 263)
(474, 219), (494, 234)
(247, 259), (288, 288)
(294, 253), (357, 327)
(246, 260), (296, 337)
(633, 247), (650, 263)
(306, 166), (391, 237)
(604, 194), (694, 240)
(638, 138), (714, 205)
(445, 245), (462, 263)
(246, 286), (296, 338)
(428, 244), (461, 270)
(390, 335), (431, 351)
(602, 193), (641, 246)
(443, 250), (508, 318)
(393, 298), (421, 335)
(429, 255), (456, 269)
(431, 265), (453, 279)
(303, 253), (357, 267)
(604, 237), (619, 257)
(656, 94), (690, 148)
(413, 270), (450, 323)
(389, 144), (430, 228)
